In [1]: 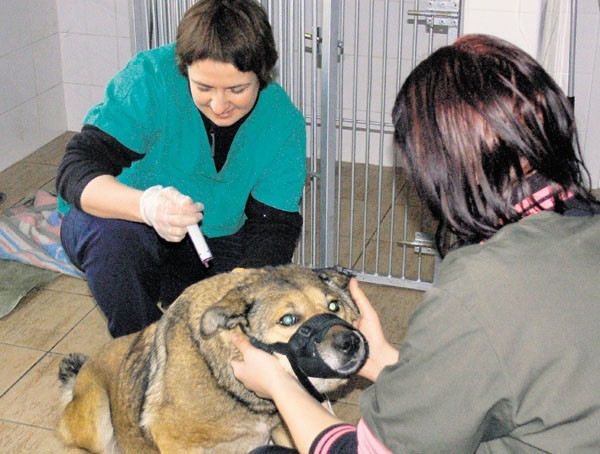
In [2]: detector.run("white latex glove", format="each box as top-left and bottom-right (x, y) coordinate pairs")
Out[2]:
(139, 185), (203, 242)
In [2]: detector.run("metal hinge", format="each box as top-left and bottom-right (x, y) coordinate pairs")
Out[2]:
(304, 28), (344, 55)
(408, 0), (459, 28)
(397, 231), (436, 255)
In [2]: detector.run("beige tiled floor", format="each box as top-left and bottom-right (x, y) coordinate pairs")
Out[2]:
(0, 133), (425, 452)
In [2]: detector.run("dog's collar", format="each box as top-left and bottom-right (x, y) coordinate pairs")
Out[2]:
(241, 313), (366, 403)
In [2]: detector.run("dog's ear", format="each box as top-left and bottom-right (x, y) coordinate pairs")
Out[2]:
(199, 286), (251, 338)
(314, 267), (354, 290)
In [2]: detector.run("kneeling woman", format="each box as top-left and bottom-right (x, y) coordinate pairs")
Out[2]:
(57, 0), (306, 338)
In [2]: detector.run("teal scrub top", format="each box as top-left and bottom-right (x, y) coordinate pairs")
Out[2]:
(61, 43), (306, 238)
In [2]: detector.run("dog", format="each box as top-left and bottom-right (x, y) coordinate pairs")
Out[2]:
(56, 265), (368, 453)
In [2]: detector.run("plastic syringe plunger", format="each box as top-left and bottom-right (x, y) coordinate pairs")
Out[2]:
(187, 224), (213, 267)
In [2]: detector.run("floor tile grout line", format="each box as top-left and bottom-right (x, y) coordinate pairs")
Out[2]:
(0, 351), (53, 400)
(0, 304), (95, 399)
(47, 305), (98, 353)
(41, 284), (92, 299)
(0, 416), (56, 431)
(0, 341), (48, 353)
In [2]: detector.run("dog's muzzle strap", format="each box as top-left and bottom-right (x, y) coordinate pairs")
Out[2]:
(241, 314), (367, 403)
(242, 328), (326, 402)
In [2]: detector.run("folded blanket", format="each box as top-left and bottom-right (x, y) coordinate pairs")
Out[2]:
(0, 260), (59, 318)
(0, 190), (84, 278)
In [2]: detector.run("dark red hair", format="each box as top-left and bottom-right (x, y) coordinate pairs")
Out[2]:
(392, 34), (596, 254)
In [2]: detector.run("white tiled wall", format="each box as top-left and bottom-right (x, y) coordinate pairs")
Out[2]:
(463, 0), (547, 58)
(575, 0), (600, 189)
(0, 0), (65, 171)
(58, 0), (133, 132)
(462, 0), (600, 188)
(1, 0), (599, 188)
(0, 0), (132, 172)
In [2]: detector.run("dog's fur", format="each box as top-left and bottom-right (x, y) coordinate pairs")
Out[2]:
(57, 265), (364, 453)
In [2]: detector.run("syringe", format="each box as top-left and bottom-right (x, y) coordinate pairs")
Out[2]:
(187, 224), (213, 267)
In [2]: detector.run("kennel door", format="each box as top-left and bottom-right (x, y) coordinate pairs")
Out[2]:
(275, 0), (460, 290)
(130, 0), (460, 290)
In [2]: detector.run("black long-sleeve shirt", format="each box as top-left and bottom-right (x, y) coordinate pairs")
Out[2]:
(56, 124), (302, 268)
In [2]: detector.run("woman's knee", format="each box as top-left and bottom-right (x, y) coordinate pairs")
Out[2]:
(62, 208), (159, 271)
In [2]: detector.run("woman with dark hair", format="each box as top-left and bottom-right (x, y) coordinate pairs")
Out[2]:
(394, 33), (599, 255)
(232, 34), (600, 453)
(57, 0), (306, 338)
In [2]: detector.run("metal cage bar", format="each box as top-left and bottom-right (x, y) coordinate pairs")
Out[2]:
(318, 0), (340, 268)
(129, 0), (461, 290)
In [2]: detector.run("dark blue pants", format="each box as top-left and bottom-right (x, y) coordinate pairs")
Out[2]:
(61, 208), (244, 337)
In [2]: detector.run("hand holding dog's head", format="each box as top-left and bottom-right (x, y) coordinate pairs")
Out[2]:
(184, 265), (364, 410)
(57, 264), (367, 453)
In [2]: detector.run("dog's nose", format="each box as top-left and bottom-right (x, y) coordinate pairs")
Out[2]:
(333, 331), (361, 355)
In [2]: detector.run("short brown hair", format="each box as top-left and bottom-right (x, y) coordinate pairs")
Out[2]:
(175, 0), (278, 89)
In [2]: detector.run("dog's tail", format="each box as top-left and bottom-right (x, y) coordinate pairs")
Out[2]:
(58, 353), (89, 404)
(59, 352), (88, 385)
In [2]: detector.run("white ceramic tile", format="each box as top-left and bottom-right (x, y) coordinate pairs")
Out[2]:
(59, 32), (88, 85)
(0, 0), (33, 57)
(584, 43), (600, 187)
(56, 0), (86, 34)
(60, 33), (118, 86)
(463, 11), (543, 58)
(85, 0), (117, 36)
(574, 72), (592, 130)
(575, 5), (600, 187)
(63, 82), (104, 131)
(582, 124), (600, 187)
(118, 36), (133, 69)
(28, 0), (59, 42)
(591, 29), (600, 101)
(33, 34), (63, 94)
(37, 84), (67, 144)
(115, 0), (132, 38)
(85, 35), (119, 86)
(464, 0), (542, 13)
(0, 47), (37, 115)
(575, 5), (600, 188)
(336, 126), (395, 167)
(575, 13), (600, 75)
(63, 83), (90, 131)
(594, 164), (600, 189)
(578, 0), (600, 15)
(521, 0), (552, 14)
(0, 99), (41, 170)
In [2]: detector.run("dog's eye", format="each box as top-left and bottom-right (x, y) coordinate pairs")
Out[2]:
(279, 314), (298, 326)
(328, 300), (340, 312)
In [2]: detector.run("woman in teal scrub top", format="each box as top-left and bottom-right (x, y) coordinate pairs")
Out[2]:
(56, 0), (306, 338)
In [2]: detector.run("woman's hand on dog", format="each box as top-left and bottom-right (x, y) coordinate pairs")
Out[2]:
(232, 332), (345, 454)
(349, 279), (399, 382)
(231, 333), (298, 400)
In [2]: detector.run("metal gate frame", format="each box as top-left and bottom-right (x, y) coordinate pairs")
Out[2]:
(130, 0), (462, 290)
(292, 0), (460, 290)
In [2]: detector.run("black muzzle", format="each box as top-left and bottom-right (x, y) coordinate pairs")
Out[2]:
(244, 313), (368, 401)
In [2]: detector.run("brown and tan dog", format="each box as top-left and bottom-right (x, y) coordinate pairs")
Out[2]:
(56, 265), (366, 453)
